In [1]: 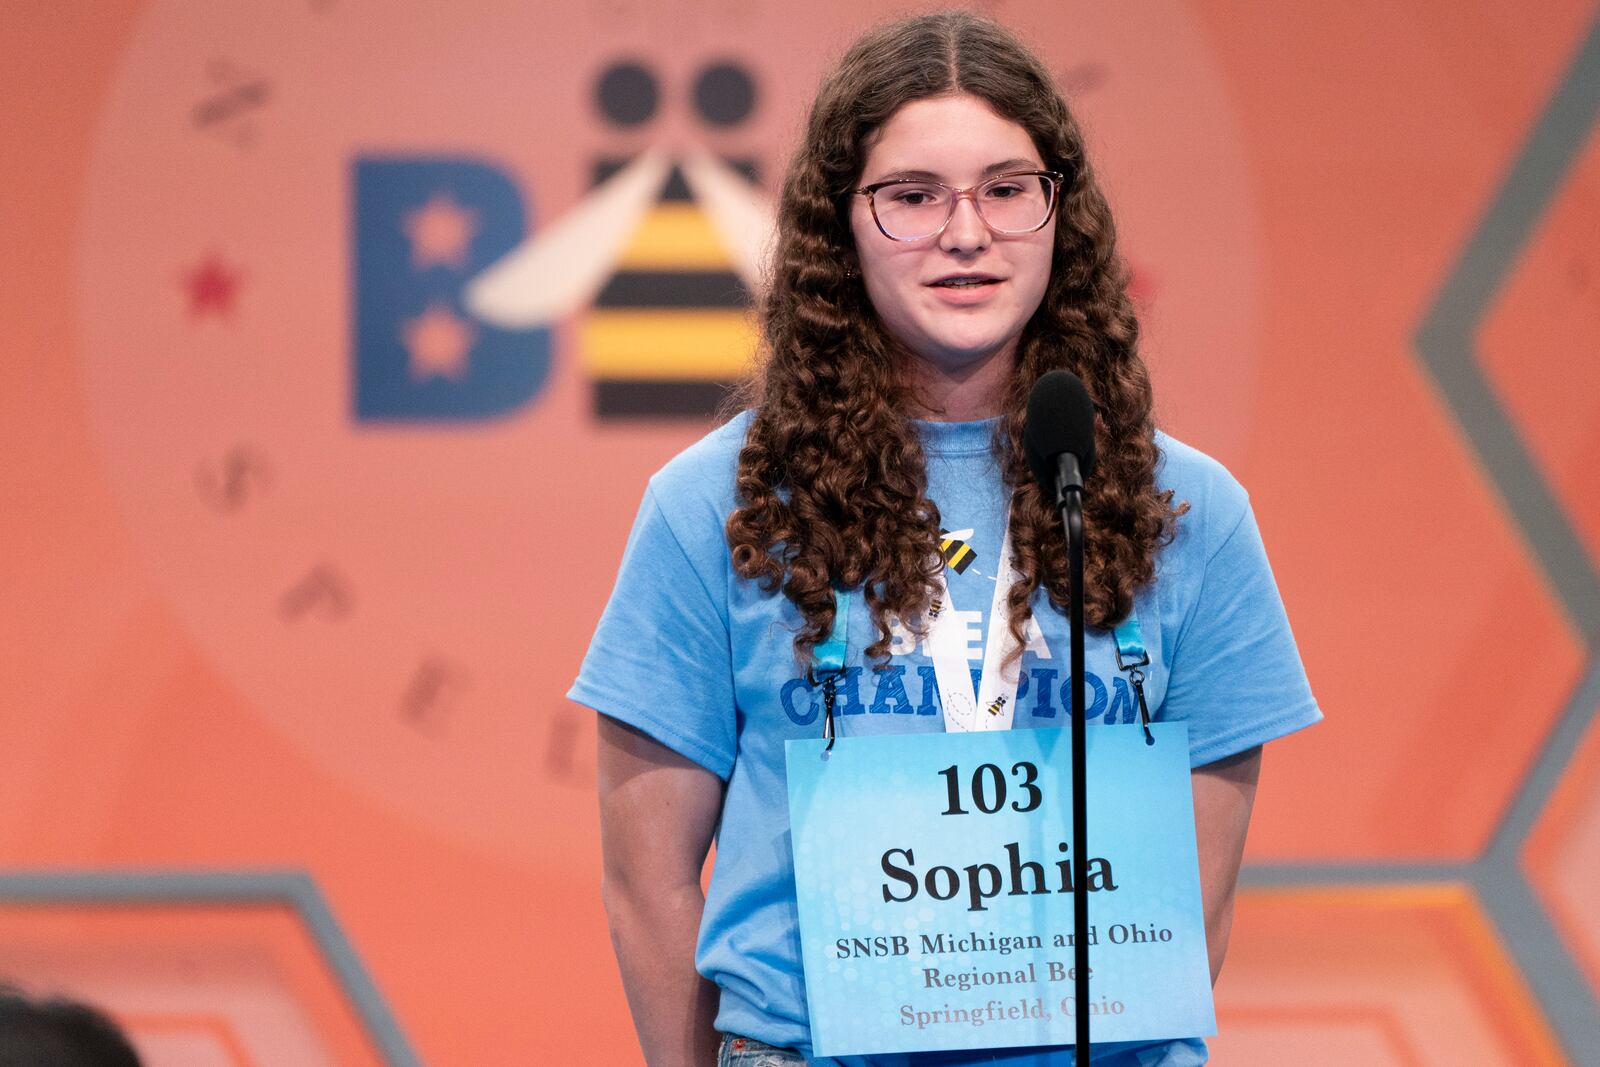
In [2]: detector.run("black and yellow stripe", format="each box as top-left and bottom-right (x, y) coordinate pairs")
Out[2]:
(585, 158), (759, 418)
(939, 531), (976, 574)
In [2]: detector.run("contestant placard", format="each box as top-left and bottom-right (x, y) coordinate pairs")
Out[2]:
(785, 723), (1214, 1057)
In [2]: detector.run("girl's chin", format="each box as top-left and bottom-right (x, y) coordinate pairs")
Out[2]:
(914, 319), (1020, 353)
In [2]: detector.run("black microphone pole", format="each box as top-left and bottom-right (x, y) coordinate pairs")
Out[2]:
(1055, 455), (1092, 1064)
(1024, 368), (1097, 1063)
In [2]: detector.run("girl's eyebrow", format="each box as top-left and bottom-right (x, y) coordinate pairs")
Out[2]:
(867, 158), (1040, 184)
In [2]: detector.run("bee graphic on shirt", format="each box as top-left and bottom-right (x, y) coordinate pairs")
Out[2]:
(986, 694), (1009, 717)
(939, 528), (977, 575)
(466, 59), (775, 419)
(928, 596), (945, 622)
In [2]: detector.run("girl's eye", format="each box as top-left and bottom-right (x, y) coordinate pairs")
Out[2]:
(985, 182), (1026, 200)
(887, 185), (943, 206)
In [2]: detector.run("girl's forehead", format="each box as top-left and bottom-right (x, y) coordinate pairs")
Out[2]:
(860, 94), (1042, 178)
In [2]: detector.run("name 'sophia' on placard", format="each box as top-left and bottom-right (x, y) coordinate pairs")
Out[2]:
(881, 841), (1118, 913)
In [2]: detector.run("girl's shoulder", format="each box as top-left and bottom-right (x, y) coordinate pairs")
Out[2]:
(1151, 429), (1254, 564)
(643, 409), (753, 538)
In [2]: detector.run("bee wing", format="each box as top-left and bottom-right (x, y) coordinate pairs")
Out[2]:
(678, 148), (777, 295)
(464, 148), (671, 329)
(944, 529), (975, 542)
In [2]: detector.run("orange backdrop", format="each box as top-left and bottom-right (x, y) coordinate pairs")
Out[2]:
(3, 0), (1598, 1063)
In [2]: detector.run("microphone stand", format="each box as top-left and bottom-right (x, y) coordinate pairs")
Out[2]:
(1055, 456), (1091, 1065)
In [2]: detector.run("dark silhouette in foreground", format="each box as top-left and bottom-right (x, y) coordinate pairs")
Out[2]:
(0, 985), (142, 1067)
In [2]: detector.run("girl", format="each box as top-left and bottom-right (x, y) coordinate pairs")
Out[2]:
(572, 12), (1320, 1066)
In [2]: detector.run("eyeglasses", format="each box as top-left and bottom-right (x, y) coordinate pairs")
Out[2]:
(856, 170), (1065, 242)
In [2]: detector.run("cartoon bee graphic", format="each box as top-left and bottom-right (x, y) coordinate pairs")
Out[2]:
(466, 61), (775, 419)
(939, 528), (977, 575)
(986, 694), (1009, 717)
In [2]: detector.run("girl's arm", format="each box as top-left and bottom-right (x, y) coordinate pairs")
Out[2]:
(598, 715), (726, 1066)
(1190, 744), (1263, 984)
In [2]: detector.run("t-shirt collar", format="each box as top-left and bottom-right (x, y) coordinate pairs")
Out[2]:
(911, 414), (1005, 456)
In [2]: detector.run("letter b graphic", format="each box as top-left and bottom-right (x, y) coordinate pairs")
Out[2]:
(352, 157), (552, 422)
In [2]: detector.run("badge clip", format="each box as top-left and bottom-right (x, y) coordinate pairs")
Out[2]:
(811, 589), (851, 754)
(1113, 612), (1155, 746)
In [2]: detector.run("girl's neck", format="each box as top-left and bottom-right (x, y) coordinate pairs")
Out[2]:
(903, 344), (1014, 422)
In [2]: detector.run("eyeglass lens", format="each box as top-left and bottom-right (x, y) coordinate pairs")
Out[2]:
(871, 174), (1056, 241)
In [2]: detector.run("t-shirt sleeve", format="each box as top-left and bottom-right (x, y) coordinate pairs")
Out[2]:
(567, 483), (738, 779)
(1163, 499), (1322, 768)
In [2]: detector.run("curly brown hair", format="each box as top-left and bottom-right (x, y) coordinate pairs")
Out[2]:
(726, 11), (1187, 666)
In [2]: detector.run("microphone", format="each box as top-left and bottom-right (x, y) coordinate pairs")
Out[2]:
(1023, 367), (1097, 1062)
(1024, 369), (1097, 502)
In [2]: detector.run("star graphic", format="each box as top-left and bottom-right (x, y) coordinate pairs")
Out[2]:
(403, 192), (478, 270)
(183, 253), (245, 319)
(401, 303), (476, 380)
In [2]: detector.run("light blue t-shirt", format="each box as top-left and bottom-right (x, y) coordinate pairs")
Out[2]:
(570, 412), (1321, 1066)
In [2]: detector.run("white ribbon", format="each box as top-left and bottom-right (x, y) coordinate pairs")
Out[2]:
(926, 512), (1024, 732)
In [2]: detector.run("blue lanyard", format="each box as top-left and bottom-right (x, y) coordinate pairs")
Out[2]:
(1113, 610), (1155, 743)
(812, 590), (851, 750)
(815, 589), (851, 675)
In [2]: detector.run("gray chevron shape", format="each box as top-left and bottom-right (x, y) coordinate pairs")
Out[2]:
(1414, 10), (1600, 1063)
(1415, 16), (1600, 645)
(0, 870), (422, 1067)
(1246, 13), (1600, 1064)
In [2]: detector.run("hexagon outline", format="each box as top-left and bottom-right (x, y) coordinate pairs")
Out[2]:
(1241, 14), (1600, 1064)
(1411, 11), (1600, 1063)
(0, 869), (420, 1067)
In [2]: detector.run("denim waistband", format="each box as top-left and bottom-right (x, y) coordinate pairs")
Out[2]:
(718, 1034), (807, 1066)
